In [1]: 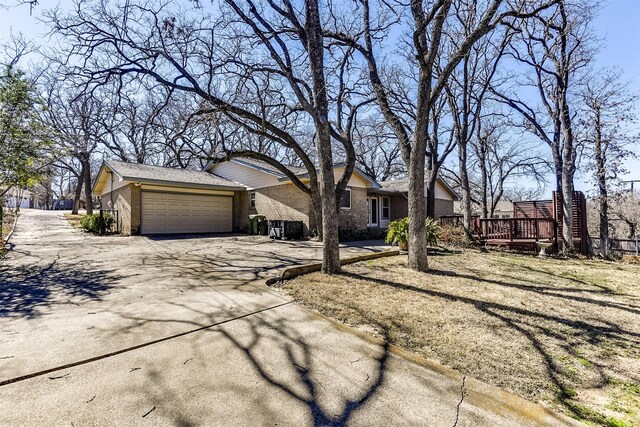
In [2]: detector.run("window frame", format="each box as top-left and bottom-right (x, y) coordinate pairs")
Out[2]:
(340, 187), (352, 210)
(381, 196), (390, 219)
(250, 191), (256, 208)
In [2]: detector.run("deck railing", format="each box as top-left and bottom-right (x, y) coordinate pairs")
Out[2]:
(479, 218), (556, 241)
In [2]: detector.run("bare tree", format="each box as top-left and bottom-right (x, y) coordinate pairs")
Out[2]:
(41, 76), (107, 214)
(580, 68), (639, 256)
(352, 116), (405, 181)
(443, 6), (514, 236)
(493, 0), (597, 252)
(328, 0), (556, 271)
(47, 0), (369, 273)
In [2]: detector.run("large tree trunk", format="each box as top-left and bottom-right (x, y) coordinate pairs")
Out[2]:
(310, 190), (324, 240)
(82, 157), (94, 215)
(594, 113), (609, 257)
(306, 0), (340, 274)
(408, 151), (428, 271)
(561, 170), (575, 253)
(458, 142), (473, 237)
(72, 169), (85, 215)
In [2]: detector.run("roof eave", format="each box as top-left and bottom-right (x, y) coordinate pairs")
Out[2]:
(121, 176), (246, 192)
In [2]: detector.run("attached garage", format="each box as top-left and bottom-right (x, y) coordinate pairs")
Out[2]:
(141, 191), (233, 234)
(93, 160), (247, 236)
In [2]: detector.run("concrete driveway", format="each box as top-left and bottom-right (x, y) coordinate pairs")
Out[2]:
(0, 210), (581, 426)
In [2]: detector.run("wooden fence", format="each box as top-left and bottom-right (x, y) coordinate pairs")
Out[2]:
(590, 237), (640, 256)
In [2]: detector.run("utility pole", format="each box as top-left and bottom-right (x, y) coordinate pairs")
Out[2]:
(621, 179), (640, 198)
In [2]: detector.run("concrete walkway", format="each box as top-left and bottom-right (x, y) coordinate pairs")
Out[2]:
(0, 210), (582, 426)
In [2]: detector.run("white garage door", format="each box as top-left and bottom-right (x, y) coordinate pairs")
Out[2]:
(141, 191), (233, 234)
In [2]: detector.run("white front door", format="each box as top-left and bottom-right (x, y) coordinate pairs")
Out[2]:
(368, 197), (379, 227)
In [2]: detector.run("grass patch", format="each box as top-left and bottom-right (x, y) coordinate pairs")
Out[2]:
(281, 250), (640, 427)
(63, 213), (84, 230)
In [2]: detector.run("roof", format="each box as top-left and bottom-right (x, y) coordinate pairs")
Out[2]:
(378, 178), (459, 200)
(229, 158), (307, 177)
(96, 160), (246, 192)
(210, 157), (380, 189)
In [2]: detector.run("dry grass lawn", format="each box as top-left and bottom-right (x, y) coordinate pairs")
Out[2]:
(63, 213), (84, 230)
(280, 250), (640, 427)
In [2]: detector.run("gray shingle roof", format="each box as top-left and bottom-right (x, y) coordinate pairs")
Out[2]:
(106, 160), (246, 190)
(378, 179), (410, 193)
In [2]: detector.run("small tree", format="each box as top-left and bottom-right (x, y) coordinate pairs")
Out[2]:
(0, 66), (50, 199)
(580, 69), (638, 257)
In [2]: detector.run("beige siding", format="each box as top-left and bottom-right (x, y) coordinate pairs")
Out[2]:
(211, 161), (280, 190)
(140, 184), (234, 196)
(433, 180), (454, 200)
(99, 173), (130, 196)
(434, 198), (454, 218)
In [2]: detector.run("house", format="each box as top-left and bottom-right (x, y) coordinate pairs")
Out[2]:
(1, 187), (32, 209)
(93, 159), (456, 236)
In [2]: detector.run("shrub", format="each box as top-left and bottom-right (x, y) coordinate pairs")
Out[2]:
(339, 227), (388, 242)
(80, 213), (115, 234)
(386, 217), (441, 249)
(439, 224), (472, 248)
(425, 217), (440, 246)
(386, 217), (410, 249)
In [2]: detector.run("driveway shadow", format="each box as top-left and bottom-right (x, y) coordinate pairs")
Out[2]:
(0, 256), (121, 319)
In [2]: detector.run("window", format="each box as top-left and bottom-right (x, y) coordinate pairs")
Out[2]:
(250, 192), (256, 208)
(340, 188), (351, 209)
(382, 197), (390, 219)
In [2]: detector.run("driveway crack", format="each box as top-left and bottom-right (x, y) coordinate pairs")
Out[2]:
(453, 375), (467, 427)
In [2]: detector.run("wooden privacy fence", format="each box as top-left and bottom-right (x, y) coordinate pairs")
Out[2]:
(590, 237), (640, 256)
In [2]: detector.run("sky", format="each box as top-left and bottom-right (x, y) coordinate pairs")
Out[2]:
(1, 0), (640, 194)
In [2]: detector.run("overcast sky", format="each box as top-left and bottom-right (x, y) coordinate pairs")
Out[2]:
(1, 0), (639, 194)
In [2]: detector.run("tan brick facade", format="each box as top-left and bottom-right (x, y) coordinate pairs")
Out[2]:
(251, 184), (315, 236)
(234, 190), (250, 233)
(338, 187), (368, 230)
(101, 184), (137, 235)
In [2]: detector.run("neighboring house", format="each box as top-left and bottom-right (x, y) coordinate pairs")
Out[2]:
(1, 187), (32, 209)
(93, 158), (457, 236)
(453, 199), (514, 219)
(492, 200), (514, 218)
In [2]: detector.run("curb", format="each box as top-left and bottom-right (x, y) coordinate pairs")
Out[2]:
(266, 249), (400, 285)
(297, 305), (585, 427)
(1, 210), (19, 251)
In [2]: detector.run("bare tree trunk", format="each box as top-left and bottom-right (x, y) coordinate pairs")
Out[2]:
(593, 113), (609, 257)
(408, 146), (428, 271)
(72, 169), (85, 215)
(306, 0), (340, 274)
(82, 157), (94, 215)
(310, 191), (324, 240)
(459, 142), (473, 237)
(425, 166), (438, 219)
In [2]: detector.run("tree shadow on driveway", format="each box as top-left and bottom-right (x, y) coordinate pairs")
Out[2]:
(0, 256), (120, 319)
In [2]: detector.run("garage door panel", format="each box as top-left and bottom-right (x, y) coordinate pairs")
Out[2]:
(141, 191), (233, 234)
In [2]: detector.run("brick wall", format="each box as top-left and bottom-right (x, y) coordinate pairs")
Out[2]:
(389, 194), (408, 221)
(254, 184), (314, 236)
(130, 184), (141, 234)
(338, 187), (368, 230)
(234, 190), (250, 233)
(101, 184), (134, 235)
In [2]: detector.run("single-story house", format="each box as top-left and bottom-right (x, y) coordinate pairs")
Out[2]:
(1, 187), (33, 209)
(93, 159), (457, 236)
